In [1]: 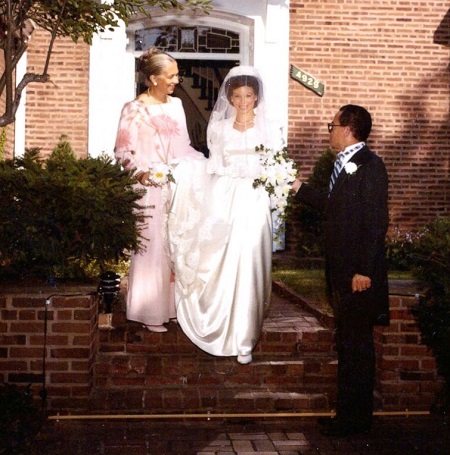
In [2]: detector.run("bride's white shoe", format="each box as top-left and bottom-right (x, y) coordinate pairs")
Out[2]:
(142, 324), (167, 333)
(237, 353), (252, 364)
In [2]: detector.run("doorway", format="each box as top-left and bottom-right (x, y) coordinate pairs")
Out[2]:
(136, 59), (239, 156)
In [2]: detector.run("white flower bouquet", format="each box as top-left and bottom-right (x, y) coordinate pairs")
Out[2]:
(146, 162), (175, 187)
(253, 145), (298, 244)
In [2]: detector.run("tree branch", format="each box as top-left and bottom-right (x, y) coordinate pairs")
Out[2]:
(0, 43), (27, 96)
(0, 72), (49, 127)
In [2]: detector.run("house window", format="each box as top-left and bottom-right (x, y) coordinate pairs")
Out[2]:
(135, 26), (240, 54)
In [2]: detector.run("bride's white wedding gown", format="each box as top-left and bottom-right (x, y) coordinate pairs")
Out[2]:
(168, 119), (276, 357)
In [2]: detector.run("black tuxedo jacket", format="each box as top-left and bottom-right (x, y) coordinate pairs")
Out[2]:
(296, 146), (389, 326)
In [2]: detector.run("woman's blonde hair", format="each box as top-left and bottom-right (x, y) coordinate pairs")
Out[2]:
(138, 48), (176, 86)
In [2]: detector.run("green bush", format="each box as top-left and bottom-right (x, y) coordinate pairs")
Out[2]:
(0, 138), (144, 281)
(385, 227), (423, 271)
(0, 127), (6, 161)
(290, 148), (335, 257)
(410, 216), (450, 413)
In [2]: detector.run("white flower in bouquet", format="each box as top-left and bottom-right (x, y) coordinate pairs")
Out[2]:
(146, 162), (175, 187)
(253, 145), (298, 244)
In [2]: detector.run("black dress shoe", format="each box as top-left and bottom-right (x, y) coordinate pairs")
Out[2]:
(320, 419), (370, 437)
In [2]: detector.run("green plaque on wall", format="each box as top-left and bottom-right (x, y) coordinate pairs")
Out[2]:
(290, 65), (325, 97)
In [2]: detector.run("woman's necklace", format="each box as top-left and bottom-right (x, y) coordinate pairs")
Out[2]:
(146, 87), (167, 104)
(234, 116), (255, 126)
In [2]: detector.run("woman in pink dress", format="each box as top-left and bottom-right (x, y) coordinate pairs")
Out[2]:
(114, 48), (203, 332)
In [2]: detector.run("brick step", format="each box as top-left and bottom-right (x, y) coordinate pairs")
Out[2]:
(99, 314), (335, 357)
(103, 282), (335, 353)
(93, 352), (337, 389)
(88, 385), (332, 414)
(90, 292), (337, 414)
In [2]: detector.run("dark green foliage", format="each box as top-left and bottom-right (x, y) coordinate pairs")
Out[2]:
(290, 148), (335, 257)
(0, 384), (41, 454)
(385, 228), (423, 271)
(410, 217), (450, 413)
(0, 139), (144, 281)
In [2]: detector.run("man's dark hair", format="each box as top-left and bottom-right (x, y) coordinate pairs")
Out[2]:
(338, 104), (372, 141)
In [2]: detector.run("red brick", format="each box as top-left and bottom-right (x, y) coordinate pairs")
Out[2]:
(18, 310), (37, 320)
(110, 377), (146, 387)
(29, 335), (69, 345)
(9, 347), (43, 357)
(50, 348), (90, 359)
(1, 310), (18, 320)
(56, 310), (73, 320)
(72, 360), (91, 371)
(50, 296), (92, 309)
(0, 360), (28, 370)
(51, 322), (91, 333)
(400, 345), (430, 357)
(0, 334), (26, 345)
(30, 360), (69, 371)
(72, 335), (92, 346)
(74, 309), (91, 320)
(10, 322), (44, 332)
(50, 372), (91, 383)
(11, 297), (46, 308)
(37, 310), (54, 320)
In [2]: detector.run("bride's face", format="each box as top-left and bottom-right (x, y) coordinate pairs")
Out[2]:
(230, 86), (257, 114)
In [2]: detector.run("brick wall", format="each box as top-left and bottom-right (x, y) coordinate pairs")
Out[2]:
(2, 3), (449, 231)
(288, 2), (450, 232)
(375, 294), (444, 411)
(0, 287), (97, 411)
(2, 287), (443, 413)
(24, 29), (90, 158)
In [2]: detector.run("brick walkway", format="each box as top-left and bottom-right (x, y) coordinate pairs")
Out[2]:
(35, 414), (448, 454)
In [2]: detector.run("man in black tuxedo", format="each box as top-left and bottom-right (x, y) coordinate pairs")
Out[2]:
(292, 104), (389, 437)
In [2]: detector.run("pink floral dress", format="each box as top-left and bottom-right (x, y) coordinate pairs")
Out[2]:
(114, 96), (203, 326)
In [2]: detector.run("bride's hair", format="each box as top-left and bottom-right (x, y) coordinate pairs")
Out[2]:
(207, 65), (283, 150)
(226, 75), (260, 107)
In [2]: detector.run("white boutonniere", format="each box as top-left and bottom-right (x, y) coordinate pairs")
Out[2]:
(344, 162), (359, 175)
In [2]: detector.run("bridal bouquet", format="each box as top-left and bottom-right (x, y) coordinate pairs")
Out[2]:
(253, 145), (298, 244)
(146, 162), (175, 187)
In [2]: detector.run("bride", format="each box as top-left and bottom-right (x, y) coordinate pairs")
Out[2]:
(168, 66), (284, 364)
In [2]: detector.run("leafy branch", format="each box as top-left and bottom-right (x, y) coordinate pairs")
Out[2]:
(0, 0), (211, 127)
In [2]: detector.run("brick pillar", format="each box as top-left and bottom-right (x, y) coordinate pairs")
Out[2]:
(0, 286), (97, 412)
(375, 294), (444, 411)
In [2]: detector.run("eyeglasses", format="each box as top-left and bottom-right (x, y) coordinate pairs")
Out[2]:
(327, 123), (345, 133)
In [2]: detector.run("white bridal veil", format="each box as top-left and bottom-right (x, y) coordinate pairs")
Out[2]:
(206, 65), (279, 150)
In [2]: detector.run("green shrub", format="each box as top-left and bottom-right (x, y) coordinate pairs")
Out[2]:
(385, 227), (423, 271)
(410, 216), (450, 413)
(0, 138), (144, 281)
(289, 148), (335, 257)
(0, 127), (6, 161)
